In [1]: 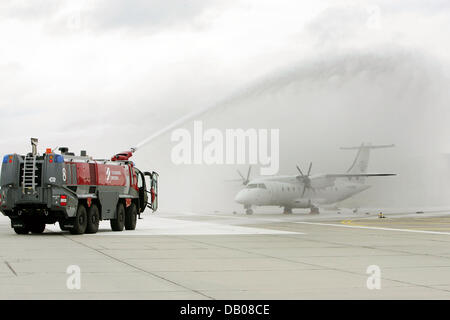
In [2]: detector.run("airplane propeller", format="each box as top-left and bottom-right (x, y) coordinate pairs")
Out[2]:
(226, 166), (252, 185)
(237, 166), (252, 185)
(296, 162), (316, 196)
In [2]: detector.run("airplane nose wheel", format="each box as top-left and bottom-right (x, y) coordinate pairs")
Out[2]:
(244, 205), (253, 215)
(283, 207), (292, 214)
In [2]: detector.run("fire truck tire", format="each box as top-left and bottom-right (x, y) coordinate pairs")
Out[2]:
(86, 204), (100, 234)
(125, 203), (137, 230)
(30, 221), (46, 234)
(14, 226), (29, 234)
(70, 204), (88, 235)
(110, 203), (125, 231)
(59, 222), (69, 231)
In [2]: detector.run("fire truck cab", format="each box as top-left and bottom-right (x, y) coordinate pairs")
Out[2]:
(0, 139), (158, 235)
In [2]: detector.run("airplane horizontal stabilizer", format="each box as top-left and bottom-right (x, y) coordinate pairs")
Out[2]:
(325, 173), (397, 178)
(340, 144), (395, 150)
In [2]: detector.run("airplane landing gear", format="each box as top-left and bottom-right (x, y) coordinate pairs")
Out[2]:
(244, 205), (253, 215)
(309, 206), (320, 214)
(283, 207), (293, 214)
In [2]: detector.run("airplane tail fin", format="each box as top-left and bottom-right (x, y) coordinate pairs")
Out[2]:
(340, 143), (395, 176)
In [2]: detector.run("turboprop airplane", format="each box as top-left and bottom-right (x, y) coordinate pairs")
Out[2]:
(233, 143), (396, 214)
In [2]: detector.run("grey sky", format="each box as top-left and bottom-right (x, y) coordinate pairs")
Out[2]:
(86, 0), (217, 31)
(1, 0), (450, 210)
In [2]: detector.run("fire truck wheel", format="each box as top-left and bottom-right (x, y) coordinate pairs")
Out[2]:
(110, 203), (125, 231)
(70, 204), (88, 235)
(30, 221), (46, 234)
(59, 222), (69, 231)
(86, 204), (100, 234)
(14, 226), (29, 234)
(125, 203), (137, 230)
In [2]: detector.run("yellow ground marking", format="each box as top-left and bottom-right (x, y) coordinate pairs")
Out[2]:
(340, 218), (450, 232)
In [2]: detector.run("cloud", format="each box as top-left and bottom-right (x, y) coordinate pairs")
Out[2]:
(85, 0), (218, 32)
(302, 1), (450, 62)
(306, 4), (374, 47)
(0, 0), (224, 35)
(0, 0), (62, 20)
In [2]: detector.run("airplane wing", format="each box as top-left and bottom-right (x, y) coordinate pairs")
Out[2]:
(324, 173), (396, 178)
(258, 175), (298, 183)
(248, 173), (396, 185)
(254, 173), (396, 184)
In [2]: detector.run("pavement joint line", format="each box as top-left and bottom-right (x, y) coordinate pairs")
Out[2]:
(274, 226), (450, 293)
(341, 220), (450, 228)
(177, 220), (450, 294)
(57, 233), (215, 300)
(4, 261), (17, 276)
(170, 234), (450, 294)
(3, 215), (450, 297)
(278, 230), (450, 273)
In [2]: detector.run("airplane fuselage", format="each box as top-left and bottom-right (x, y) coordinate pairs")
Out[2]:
(234, 178), (370, 209)
(233, 143), (395, 212)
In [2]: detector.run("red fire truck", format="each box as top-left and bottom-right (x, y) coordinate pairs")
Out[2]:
(0, 139), (158, 235)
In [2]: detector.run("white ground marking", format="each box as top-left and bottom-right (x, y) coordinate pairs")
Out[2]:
(295, 221), (450, 235)
(42, 216), (301, 236)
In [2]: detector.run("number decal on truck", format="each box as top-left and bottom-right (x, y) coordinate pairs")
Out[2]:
(62, 168), (67, 182)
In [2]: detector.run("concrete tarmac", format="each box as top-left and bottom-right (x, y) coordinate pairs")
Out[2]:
(1, 210), (450, 299)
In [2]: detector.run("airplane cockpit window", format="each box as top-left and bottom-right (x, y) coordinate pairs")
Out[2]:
(247, 184), (267, 189)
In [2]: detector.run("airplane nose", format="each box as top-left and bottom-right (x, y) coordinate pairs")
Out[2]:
(234, 190), (247, 204)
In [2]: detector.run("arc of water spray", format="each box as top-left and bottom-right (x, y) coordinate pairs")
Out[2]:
(132, 102), (223, 153)
(130, 79), (257, 154)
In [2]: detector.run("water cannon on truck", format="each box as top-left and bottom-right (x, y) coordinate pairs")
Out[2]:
(0, 138), (158, 235)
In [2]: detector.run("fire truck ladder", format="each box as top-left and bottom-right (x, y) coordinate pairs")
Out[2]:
(22, 155), (37, 194)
